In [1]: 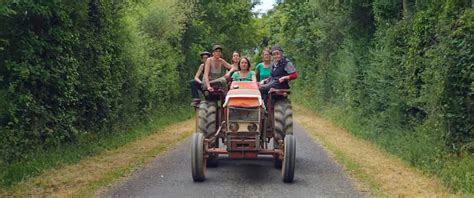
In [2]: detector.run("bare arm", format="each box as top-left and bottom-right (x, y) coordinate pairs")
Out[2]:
(251, 72), (257, 82)
(194, 64), (204, 83)
(220, 58), (236, 73)
(204, 59), (211, 89)
(225, 68), (236, 78)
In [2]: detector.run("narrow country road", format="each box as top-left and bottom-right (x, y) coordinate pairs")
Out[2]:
(102, 123), (366, 197)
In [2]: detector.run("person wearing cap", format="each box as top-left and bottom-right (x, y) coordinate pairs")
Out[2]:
(203, 45), (236, 92)
(189, 51), (211, 106)
(259, 45), (298, 103)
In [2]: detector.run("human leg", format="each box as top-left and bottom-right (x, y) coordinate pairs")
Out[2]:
(190, 80), (202, 106)
(190, 80), (201, 99)
(259, 82), (275, 105)
(209, 77), (228, 91)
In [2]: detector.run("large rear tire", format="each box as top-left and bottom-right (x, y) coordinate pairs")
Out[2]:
(282, 134), (296, 183)
(197, 101), (219, 167)
(191, 133), (206, 182)
(273, 99), (293, 169)
(274, 99), (293, 138)
(197, 101), (217, 138)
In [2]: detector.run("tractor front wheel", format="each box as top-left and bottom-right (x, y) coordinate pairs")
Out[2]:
(282, 134), (296, 183)
(191, 133), (206, 182)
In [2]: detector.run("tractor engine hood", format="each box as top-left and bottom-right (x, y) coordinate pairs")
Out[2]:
(224, 82), (263, 108)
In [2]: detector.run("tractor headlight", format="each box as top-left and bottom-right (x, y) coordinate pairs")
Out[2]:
(229, 122), (239, 132)
(247, 123), (258, 132)
(228, 107), (260, 132)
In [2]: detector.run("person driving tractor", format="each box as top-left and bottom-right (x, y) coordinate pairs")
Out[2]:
(203, 45), (236, 92)
(231, 57), (256, 82)
(259, 45), (298, 103)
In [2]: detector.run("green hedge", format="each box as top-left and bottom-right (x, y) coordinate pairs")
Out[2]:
(0, 0), (191, 164)
(0, 0), (260, 166)
(263, 0), (473, 192)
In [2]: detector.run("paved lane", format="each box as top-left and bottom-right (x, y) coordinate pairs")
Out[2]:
(102, 123), (365, 198)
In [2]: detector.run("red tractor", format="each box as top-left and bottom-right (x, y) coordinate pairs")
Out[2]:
(191, 81), (295, 182)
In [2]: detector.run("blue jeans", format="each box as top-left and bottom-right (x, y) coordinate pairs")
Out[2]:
(259, 81), (277, 104)
(259, 81), (289, 105)
(189, 80), (202, 100)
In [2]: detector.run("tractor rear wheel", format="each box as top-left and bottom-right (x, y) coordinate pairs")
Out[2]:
(273, 99), (293, 168)
(282, 134), (296, 183)
(197, 101), (219, 167)
(191, 133), (206, 182)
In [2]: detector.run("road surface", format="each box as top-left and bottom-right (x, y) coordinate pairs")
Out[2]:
(102, 123), (366, 197)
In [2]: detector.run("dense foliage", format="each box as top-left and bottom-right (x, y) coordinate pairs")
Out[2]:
(0, 0), (188, 163)
(1, 0), (472, 193)
(181, 1), (259, 73)
(0, 0), (258, 165)
(262, 0), (473, 192)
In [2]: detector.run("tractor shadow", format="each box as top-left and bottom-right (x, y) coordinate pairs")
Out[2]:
(206, 155), (300, 184)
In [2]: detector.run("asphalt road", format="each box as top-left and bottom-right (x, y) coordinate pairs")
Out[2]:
(102, 123), (366, 198)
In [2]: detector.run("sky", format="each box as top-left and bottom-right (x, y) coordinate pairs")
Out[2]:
(252, 0), (275, 14)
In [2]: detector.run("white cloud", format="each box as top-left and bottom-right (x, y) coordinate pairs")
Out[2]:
(252, 0), (275, 14)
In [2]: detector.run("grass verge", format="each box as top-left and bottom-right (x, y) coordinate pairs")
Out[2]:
(317, 105), (474, 194)
(0, 105), (194, 196)
(294, 104), (453, 197)
(310, 132), (387, 197)
(292, 88), (474, 193)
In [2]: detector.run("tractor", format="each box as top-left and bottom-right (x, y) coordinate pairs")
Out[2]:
(191, 81), (295, 183)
